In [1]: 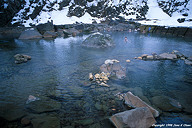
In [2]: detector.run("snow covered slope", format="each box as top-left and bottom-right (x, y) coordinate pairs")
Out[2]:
(1, 0), (192, 27)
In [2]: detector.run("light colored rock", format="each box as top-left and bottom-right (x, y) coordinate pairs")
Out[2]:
(14, 54), (31, 64)
(159, 53), (177, 60)
(123, 91), (159, 117)
(146, 55), (154, 60)
(100, 82), (109, 87)
(105, 59), (114, 65)
(95, 73), (100, 79)
(112, 59), (120, 63)
(100, 60), (126, 79)
(89, 73), (94, 80)
(185, 59), (192, 65)
(110, 107), (156, 128)
(137, 57), (142, 60)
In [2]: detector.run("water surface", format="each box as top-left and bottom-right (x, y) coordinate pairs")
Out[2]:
(0, 32), (192, 127)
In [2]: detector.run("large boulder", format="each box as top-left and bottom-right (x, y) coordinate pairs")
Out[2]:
(110, 107), (156, 128)
(100, 59), (126, 79)
(82, 32), (115, 48)
(123, 92), (159, 118)
(36, 21), (55, 35)
(19, 29), (42, 39)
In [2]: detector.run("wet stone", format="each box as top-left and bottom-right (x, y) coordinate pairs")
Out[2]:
(31, 114), (60, 128)
(26, 96), (61, 113)
(75, 118), (94, 126)
(151, 96), (182, 112)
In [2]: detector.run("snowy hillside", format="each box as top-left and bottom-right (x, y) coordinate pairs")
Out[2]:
(1, 0), (192, 27)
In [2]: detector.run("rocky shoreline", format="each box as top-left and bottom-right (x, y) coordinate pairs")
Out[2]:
(0, 20), (192, 40)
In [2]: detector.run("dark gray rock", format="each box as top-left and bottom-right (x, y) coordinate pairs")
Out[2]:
(110, 107), (156, 128)
(36, 21), (55, 35)
(82, 32), (115, 48)
(26, 96), (61, 113)
(19, 29), (42, 40)
(151, 96), (182, 112)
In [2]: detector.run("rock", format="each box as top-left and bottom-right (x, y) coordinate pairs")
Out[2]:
(110, 107), (156, 128)
(146, 55), (154, 60)
(137, 57), (142, 60)
(105, 59), (114, 65)
(26, 96), (61, 113)
(158, 53), (177, 60)
(94, 73), (100, 79)
(89, 73), (94, 80)
(123, 91), (159, 117)
(21, 117), (31, 125)
(31, 114), (60, 128)
(19, 29), (42, 39)
(36, 21), (55, 35)
(151, 96), (182, 112)
(43, 31), (58, 38)
(188, 56), (192, 61)
(100, 60), (126, 79)
(177, 18), (185, 23)
(126, 59), (131, 63)
(75, 119), (94, 125)
(100, 82), (109, 87)
(63, 28), (80, 37)
(172, 50), (185, 58)
(185, 59), (192, 65)
(82, 32), (115, 48)
(141, 54), (148, 59)
(14, 54), (31, 64)
(26, 95), (40, 104)
(57, 29), (65, 37)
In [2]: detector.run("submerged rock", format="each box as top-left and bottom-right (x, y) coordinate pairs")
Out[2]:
(82, 32), (115, 48)
(31, 114), (60, 128)
(26, 96), (61, 113)
(14, 54), (31, 64)
(151, 96), (182, 112)
(19, 29), (42, 39)
(110, 107), (156, 128)
(123, 91), (159, 118)
(26, 95), (40, 104)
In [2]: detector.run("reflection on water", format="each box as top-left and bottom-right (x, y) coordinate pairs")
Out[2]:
(0, 32), (192, 127)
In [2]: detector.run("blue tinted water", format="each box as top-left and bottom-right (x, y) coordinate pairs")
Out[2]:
(0, 32), (192, 127)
